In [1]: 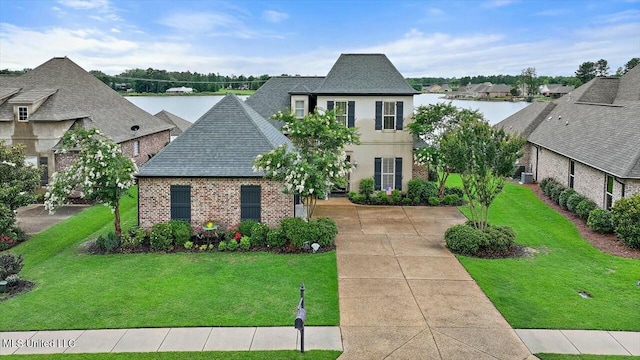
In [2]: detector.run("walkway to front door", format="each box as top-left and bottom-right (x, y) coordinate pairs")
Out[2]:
(314, 200), (534, 360)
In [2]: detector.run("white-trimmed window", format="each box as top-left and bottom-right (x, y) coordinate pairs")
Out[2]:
(605, 175), (614, 210)
(381, 158), (395, 190)
(18, 106), (28, 121)
(569, 160), (575, 189)
(133, 141), (140, 156)
(383, 101), (395, 129)
(294, 100), (304, 119)
(335, 101), (347, 126)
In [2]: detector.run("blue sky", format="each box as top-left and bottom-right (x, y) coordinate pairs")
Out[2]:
(1, 0), (638, 77)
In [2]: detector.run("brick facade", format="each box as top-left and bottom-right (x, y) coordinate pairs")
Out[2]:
(138, 177), (294, 229)
(412, 164), (429, 181)
(535, 145), (638, 208)
(120, 130), (171, 167)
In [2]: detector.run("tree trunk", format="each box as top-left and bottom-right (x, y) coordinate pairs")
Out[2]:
(304, 195), (317, 222)
(114, 202), (122, 238)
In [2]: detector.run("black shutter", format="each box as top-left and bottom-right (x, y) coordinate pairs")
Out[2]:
(170, 185), (191, 222)
(347, 101), (355, 128)
(395, 101), (404, 130)
(374, 158), (382, 190)
(39, 156), (48, 186)
(241, 185), (261, 222)
(395, 158), (403, 190)
(327, 101), (334, 111)
(375, 101), (382, 130)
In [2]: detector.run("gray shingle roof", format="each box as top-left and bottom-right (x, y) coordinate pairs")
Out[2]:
(496, 66), (640, 179)
(495, 102), (555, 137)
(154, 110), (192, 136)
(0, 57), (173, 142)
(0, 87), (20, 102)
(487, 84), (511, 93)
(245, 76), (324, 128)
(7, 89), (57, 103)
(313, 54), (418, 95)
(137, 94), (293, 177)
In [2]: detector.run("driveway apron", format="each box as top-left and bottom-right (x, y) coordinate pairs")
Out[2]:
(314, 200), (534, 360)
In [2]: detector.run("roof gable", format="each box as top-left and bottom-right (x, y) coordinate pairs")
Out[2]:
(154, 110), (192, 136)
(313, 54), (418, 95)
(138, 94), (293, 177)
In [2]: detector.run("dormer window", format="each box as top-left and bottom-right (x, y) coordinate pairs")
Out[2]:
(295, 100), (305, 119)
(18, 106), (28, 121)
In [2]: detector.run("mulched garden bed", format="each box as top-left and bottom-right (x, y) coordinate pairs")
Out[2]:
(524, 183), (640, 259)
(0, 280), (35, 302)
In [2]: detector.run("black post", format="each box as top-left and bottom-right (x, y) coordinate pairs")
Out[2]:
(295, 282), (306, 353)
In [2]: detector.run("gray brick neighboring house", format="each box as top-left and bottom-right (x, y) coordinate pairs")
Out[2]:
(0, 57), (174, 185)
(136, 94), (294, 229)
(496, 65), (640, 210)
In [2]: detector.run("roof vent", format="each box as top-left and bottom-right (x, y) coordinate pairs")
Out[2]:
(131, 125), (140, 131)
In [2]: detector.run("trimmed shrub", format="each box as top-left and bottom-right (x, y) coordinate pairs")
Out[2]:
(444, 186), (464, 199)
(402, 197), (412, 205)
(150, 222), (173, 251)
(539, 177), (551, 192)
(611, 193), (640, 248)
(184, 241), (194, 250)
(407, 179), (426, 201)
(428, 196), (440, 206)
(587, 209), (613, 234)
(239, 236), (251, 250)
(238, 220), (259, 237)
(576, 199), (597, 221)
(352, 194), (367, 203)
(567, 193), (587, 212)
(250, 223), (270, 247)
(226, 239), (238, 251)
(359, 178), (375, 199)
(481, 225), (516, 252)
(370, 190), (388, 205)
(169, 220), (191, 247)
(550, 183), (565, 204)
(315, 217), (338, 246)
(444, 225), (483, 256)
(428, 168), (438, 182)
(0, 253), (24, 280)
(422, 182), (439, 201)
(391, 189), (402, 204)
(412, 196), (421, 205)
(96, 231), (120, 253)
(281, 217), (307, 243)
(267, 228), (287, 248)
(559, 189), (577, 209)
(542, 178), (560, 196)
(348, 191), (357, 201)
(217, 241), (227, 251)
(442, 194), (460, 205)
(121, 226), (147, 250)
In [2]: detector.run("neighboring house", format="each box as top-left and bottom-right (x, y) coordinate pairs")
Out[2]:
(451, 83), (510, 99)
(441, 84), (452, 92)
(166, 86), (193, 94)
(246, 53), (419, 192)
(0, 57), (173, 185)
(427, 84), (442, 93)
(137, 94), (294, 228)
(154, 110), (193, 141)
(496, 66), (640, 210)
(539, 84), (573, 98)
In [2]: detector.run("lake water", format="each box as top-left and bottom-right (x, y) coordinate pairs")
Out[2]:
(126, 94), (530, 125)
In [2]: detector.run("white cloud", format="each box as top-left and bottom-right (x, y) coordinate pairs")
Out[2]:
(263, 10), (289, 23)
(482, 0), (515, 8)
(428, 7), (444, 16)
(57, 0), (109, 10)
(158, 12), (237, 33)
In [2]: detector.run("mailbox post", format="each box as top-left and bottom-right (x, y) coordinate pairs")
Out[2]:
(295, 282), (306, 353)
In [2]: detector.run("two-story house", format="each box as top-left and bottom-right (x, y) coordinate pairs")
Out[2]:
(0, 57), (174, 185)
(247, 53), (419, 191)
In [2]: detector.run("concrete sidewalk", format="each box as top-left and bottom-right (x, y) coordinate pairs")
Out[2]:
(516, 329), (640, 356)
(16, 204), (89, 235)
(0, 326), (342, 355)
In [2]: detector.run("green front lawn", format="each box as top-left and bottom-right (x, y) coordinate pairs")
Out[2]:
(449, 177), (640, 330)
(2, 188), (339, 331)
(2, 351), (341, 360)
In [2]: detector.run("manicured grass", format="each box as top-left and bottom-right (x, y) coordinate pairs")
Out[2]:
(2, 351), (341, 360)
(448, 177), (640, 330)
(536, 354), (639, 360)
(2, 188), (339, 331)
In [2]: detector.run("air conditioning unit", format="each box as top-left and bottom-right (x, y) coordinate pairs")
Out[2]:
(521, 172), (534, 184)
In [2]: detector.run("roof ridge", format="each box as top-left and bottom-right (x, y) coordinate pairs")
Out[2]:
(233, 94), (287, 149)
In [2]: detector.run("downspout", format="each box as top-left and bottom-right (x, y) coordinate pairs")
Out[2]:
(535, 146), (539, 182)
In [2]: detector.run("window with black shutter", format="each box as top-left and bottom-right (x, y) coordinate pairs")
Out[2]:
(170, 185), (191, 222)
(374, 158), (382, 190)
(241, 185), (261, 222)
(395, 157), (403, 190)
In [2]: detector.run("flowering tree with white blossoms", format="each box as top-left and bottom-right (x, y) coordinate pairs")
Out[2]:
(254, 110), (360, 221)
(45, 129), (137, 237)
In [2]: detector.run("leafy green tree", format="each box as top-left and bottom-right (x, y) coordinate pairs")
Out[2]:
(576, 61), (596, 83)
(408, 103), (483, 197)
(45, 129), (136, 237)
(520, 67), (537, 96)
(616, 57), (640, 76)
(254, 110), (360, 221)
(595, 59), (609, 77)
(443, 117), (525, 231)
(0, 142), (41, 237)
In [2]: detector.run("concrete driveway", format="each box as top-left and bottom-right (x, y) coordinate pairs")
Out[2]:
(16, 204), (89, 235)
(315, 199), (534, 360)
